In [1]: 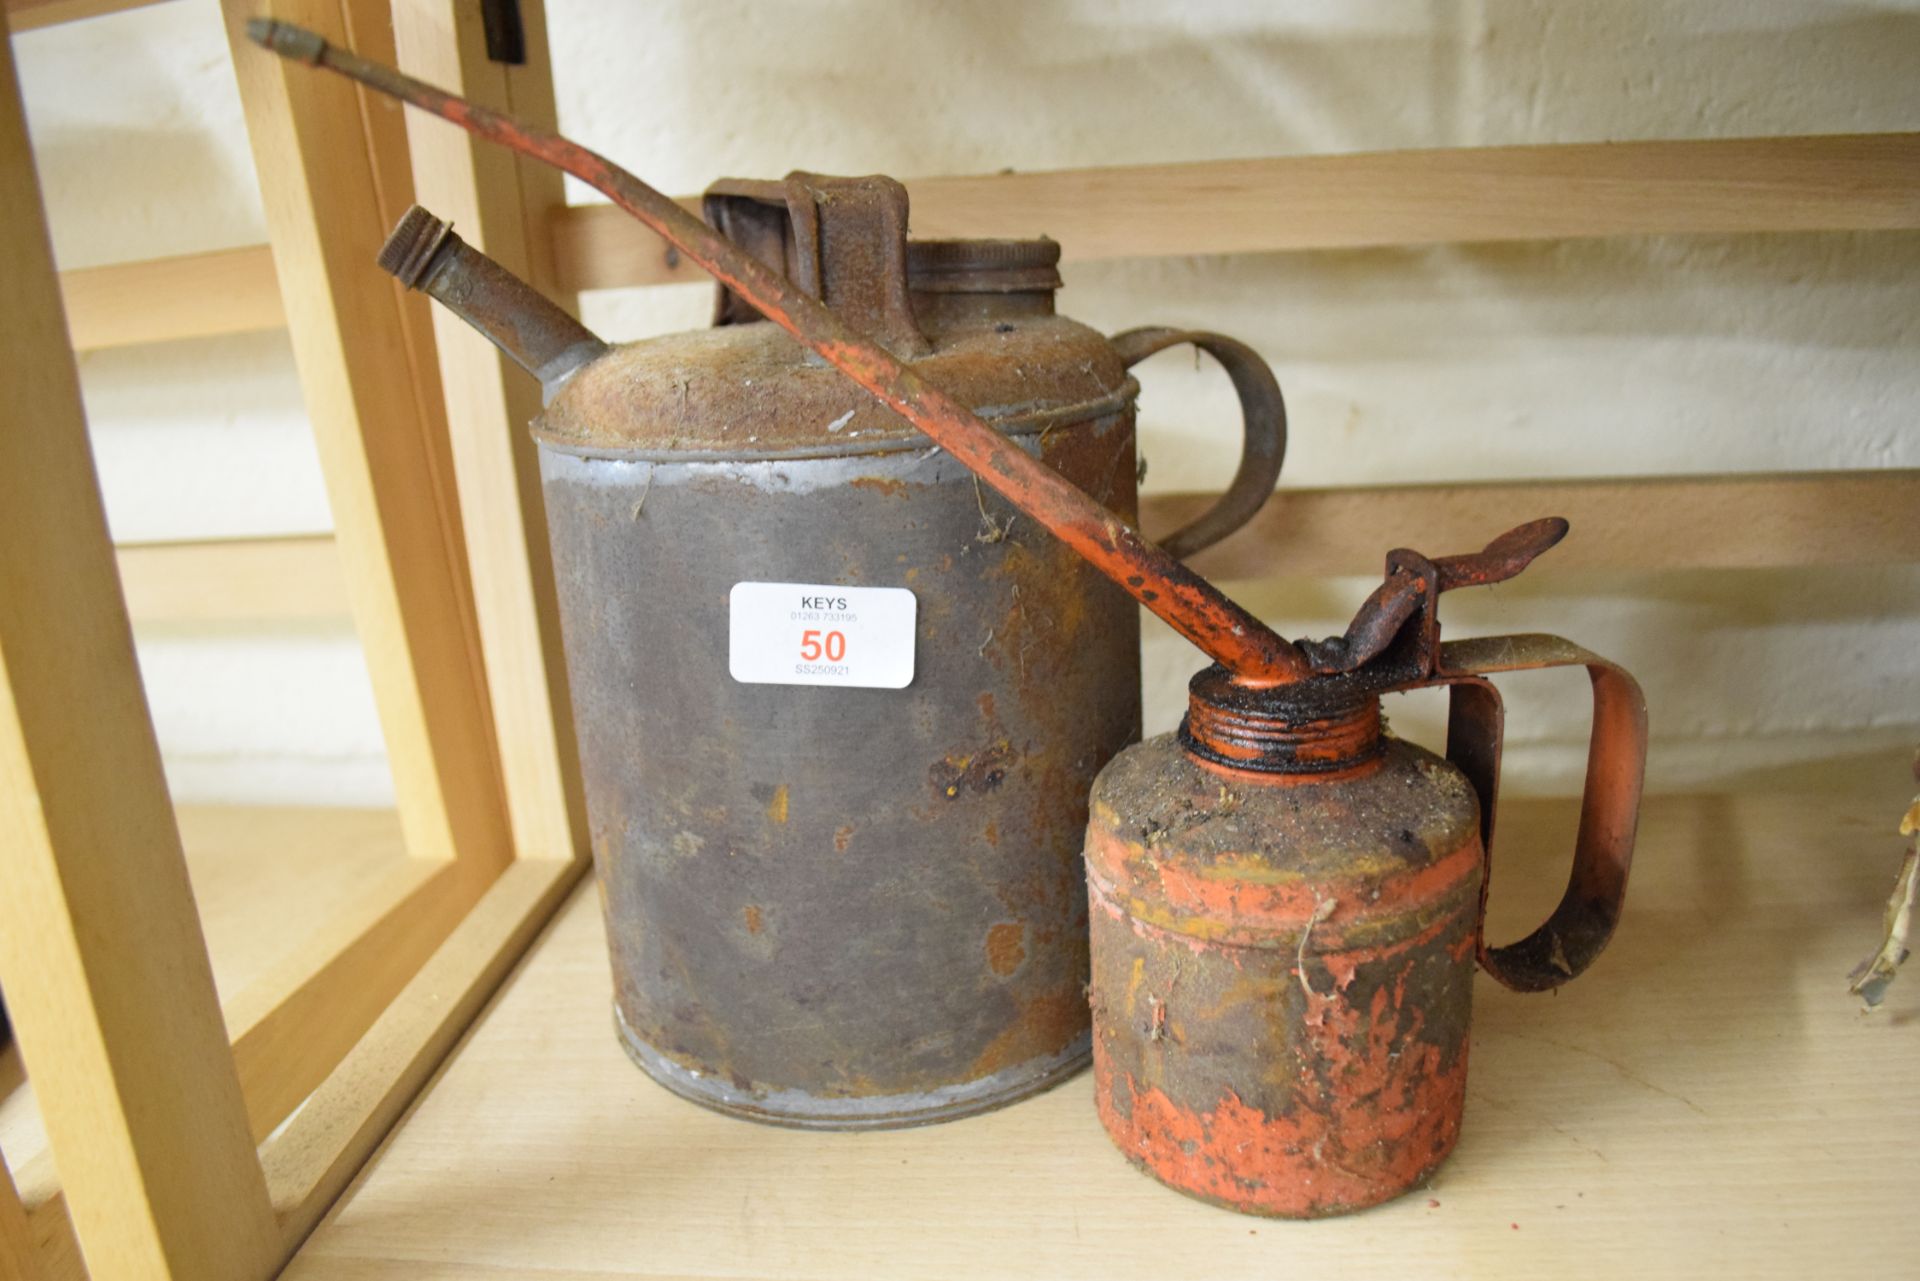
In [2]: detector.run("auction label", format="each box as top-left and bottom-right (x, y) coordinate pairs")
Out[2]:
(728, 581), (916, 689)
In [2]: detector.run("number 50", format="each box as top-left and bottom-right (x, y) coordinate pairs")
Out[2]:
(800, 629), (847, 662)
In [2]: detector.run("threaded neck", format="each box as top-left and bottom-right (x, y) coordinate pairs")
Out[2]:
(1179, 666), (1385, 776)
(377, 204), (454, 288)
(907, 238), (1062, 294)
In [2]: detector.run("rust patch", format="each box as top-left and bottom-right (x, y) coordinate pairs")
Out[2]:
(983, 821), (1000, 847)
(976, 691), (996, 720)
(985, 922), (1027, 977)
(930, 741), (1015, 799)
(765, 784), (789, 824)
(744, 905), (764, 935)
(848, 475), (909, 497)
(970, 988), (1085, 1077)
(833, 823), (854, 852)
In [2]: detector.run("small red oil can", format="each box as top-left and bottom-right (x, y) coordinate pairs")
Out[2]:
(1085, 526), (1646, 1216)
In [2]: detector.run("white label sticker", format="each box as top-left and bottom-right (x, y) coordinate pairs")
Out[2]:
(728, 581), (916, 689)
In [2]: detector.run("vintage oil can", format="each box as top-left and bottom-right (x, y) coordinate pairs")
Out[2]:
(1083, 529), (1648, 1215)
(374, 170), (1285, 1125)
(255, 25), (1648, 1209)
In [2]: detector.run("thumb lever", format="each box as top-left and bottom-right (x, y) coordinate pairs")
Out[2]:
(1432, 516), (1570, 591)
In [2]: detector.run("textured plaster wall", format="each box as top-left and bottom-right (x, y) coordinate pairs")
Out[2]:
(12, 0), (1919, 804)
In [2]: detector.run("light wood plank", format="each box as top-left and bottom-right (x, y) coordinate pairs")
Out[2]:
(107, 470), (1920, 627)
(0, 35), (277, 1281)
(394, 0), (586, 863)
(115, 533), (344, 624)
(262, 855), (584, 1248)
(3, 0), (169, 31)
(55, 133), (1920, 349)
(280, 749), (1920, 1281)
(224, 856), (486, 1141)
(0, 1161), (40, 1281)
(19, 1191), (77, 1281)
(220, 0), (510, 870)
(546, 193), (708, 294)
(1151, 468), (1920, 581)
(59, 245), (283, 350)
(550, 132), (1920, 292)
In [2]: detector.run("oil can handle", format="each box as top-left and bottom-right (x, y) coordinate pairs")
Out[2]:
(1428, 633), (1649, 993)
(1110, 327), (1286, 560)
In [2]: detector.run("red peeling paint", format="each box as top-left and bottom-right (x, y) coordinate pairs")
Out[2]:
(1093, 994), (1468, 1218)
(1085, 735), (1484, 1218)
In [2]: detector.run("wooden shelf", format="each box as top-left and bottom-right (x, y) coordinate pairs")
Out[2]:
(282, 747), (1920, 1280)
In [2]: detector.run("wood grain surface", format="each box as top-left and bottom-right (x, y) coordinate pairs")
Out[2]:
(0, 34), (277, 1280)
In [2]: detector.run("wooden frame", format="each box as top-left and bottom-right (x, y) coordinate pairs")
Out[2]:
(4, 1), (1916, 1278)
(1, 24), (279, 1281)
(1, 2), (585, 1278)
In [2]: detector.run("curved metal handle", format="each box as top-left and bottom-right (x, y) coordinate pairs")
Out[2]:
(1429, 633), (1649, 993)
(1110, 327), (1287, 560)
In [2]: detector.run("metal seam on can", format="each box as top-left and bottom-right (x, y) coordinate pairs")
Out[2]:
(615, 1005), (1092, 1130)
(531, 380), (1140, 463)
(1087, 869), (1481, 961)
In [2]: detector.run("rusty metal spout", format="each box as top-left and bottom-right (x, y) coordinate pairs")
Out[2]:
(246, 19), (1312, 687)
(379, 205), (607, 399)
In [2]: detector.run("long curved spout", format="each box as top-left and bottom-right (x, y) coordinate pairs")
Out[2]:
(248, 19), (1313, 686)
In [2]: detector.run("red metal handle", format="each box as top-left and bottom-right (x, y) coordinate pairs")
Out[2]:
(1110, 327), (1286, 560)
(1425, 633), (1649, 992)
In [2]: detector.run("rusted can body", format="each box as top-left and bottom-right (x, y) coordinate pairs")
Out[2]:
(535, 318), (1143, 1126)
(1085, 708), (1483, 1216)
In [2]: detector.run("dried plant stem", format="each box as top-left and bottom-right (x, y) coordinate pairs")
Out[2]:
(1848, 771), (1920, 1008)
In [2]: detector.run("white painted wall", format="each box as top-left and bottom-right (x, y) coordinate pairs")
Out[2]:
(12, 0), (1918, 805)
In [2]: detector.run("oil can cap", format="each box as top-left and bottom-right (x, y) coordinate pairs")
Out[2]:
(907, 238), (1062, 294)
(536, 174), (1126, 462)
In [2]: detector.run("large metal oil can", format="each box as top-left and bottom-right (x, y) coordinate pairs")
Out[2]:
(375, 173), (1283, 1125)
(255, 24), (1648, 1207)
